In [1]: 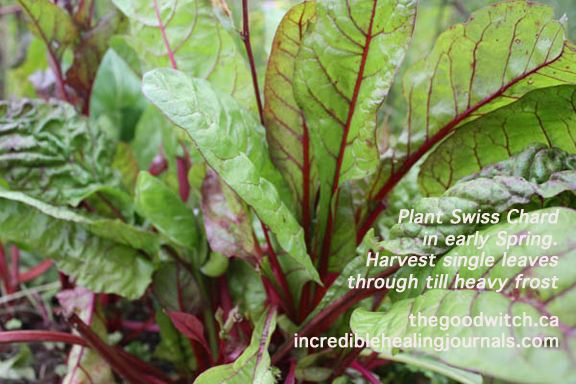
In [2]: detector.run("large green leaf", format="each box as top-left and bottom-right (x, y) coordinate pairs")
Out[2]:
(0, 99), (131, 214)
(194, 308), (277, 384)
(420, 85), (576, 195)
(0, 190), (157, 299)
(135, 171), (199, 250)
(142, 69), (320, 284)
(90, 49), (149, 142)
(264, 1), (318, 225)
(383, 143), (576, 257)
(294, 0), (416, 187)
(111, 0), (254, 109)
(368, 1), (576, 205)
(351, 207), (576, 383)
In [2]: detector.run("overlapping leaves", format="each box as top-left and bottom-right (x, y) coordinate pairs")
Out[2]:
(112, 0), (255, 108)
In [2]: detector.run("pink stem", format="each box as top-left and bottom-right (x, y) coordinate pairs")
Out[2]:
(152, 0), (177, 69)
(350, 361), (381, 384)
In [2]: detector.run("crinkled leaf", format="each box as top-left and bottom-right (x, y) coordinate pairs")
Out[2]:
(57, 287), (114, 384)
(152, 261), (203, 314)
(264, 1), (318, 224)
(0, 100), (128, 210)
(352, 208), (576, 383)
(112, 0), (254, 108)
(0, 190), (157, 299)
(142, 69), (320, 284)
(193, 308), (277, 384)
(368, 2), (576, 205)
(201, 169), (256, 262)
(135, 171), (199, 250)
(383, 144), (576, 256)
(16, 0), (78, 59)
(420, 85), (576, 195)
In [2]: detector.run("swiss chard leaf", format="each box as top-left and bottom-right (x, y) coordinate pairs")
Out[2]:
(294, 0), (416, 254)
(294, 0), (417, 188)
(16, 0), (78, 60)
(152, 261), (203, 314)
(135, 171), (199, 250)
(142, 69), (320, 284)
(0, 99), (131, 217)
(264, 1), (318, 227)
(0, 190), (157, 299)
(383, 144), (576, 257)
(65, 12), (127, 113)
(201, 169), (257, 262)
(351, 208), (576, 383)
(194, 308), (277, 384)
(111, 0), (255, 108)
(368, 1), (576, 206)
(419, 85), (576, 195)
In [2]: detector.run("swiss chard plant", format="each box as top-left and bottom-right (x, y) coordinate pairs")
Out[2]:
(0, 0), (575, 383)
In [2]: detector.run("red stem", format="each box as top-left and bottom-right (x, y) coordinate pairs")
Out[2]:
(241, 0), (264, 124)
(0, 242), (10, 293)
(357, 203), (386, 244)
(0, 330), (172, 383)
(350, 361), (380, 384)
(317, 0), (380, 283)
(260, 221), (296, 321)
(66, 313), (164, 384)
(361, 48), (565, 235)
(20, 260), (54, 283)
(152, 0), (177, 69)
(96, 192), (125, 222)
(176, 156), (190, 201)
(10, 245), (19, 292)
(271, 265), (400, 365)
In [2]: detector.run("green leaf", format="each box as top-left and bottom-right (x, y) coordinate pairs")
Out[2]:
(194, 308), (277, 384)
(111, 0), (255, 109)
(0, 100), (127, 209)
(351, 209), (576, 383)
(294, 0), (416, 247)
(383, 144), (576, 257)
(227, 259), (267, 322)
(0, 190), (157, 299)
(135, 171), (199, 250)
(66, 11), (127, 112)
(294, 0), (416, 185)
(142, 69), (320, 284)
(420, 85), (576, 195)
(16, 0), (78, 59)
(152, 261), (203, 314)
(90, 49), (149, 142)
(264, 1), (318, 224)
(154, 310), (195, 375)
(112, 142), (139, 195)
(368, 2), (576, 205)
(201, 169), (256, 262)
